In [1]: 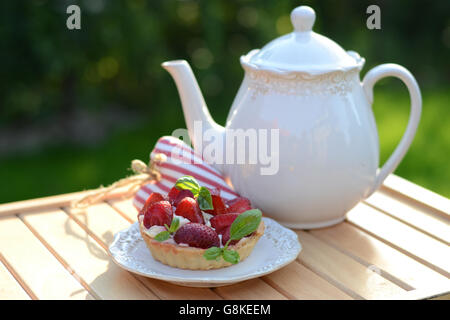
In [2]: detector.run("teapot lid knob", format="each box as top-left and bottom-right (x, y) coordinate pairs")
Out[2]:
(291, 6), (315, 32)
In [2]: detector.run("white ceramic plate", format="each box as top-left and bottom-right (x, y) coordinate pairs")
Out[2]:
(109, 217), (302, 287)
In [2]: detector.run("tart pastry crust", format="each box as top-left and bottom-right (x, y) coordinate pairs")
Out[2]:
(140, 221), (265, 270)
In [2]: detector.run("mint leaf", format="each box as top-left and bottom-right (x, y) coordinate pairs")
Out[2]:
(223, 249), (240, 264)
(175, 176), (200, 196)
(168, 217), (180, 233)
(229, 209), (262, 241)
(197, 186), (213, 210)
(154, 231), (170, 242)
(203, 247), (222, 260)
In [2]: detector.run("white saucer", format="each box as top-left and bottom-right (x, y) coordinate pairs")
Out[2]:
(109, 218), (302, 287)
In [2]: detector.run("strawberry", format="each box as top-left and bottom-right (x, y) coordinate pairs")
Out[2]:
(210, 213), (239, 232)
(174, 223), (220, 249)
(226, 197), (252, 214)
(173, 189), (195, 206)
(205, 188), (227, 216)
(175, 197), (204, 223)
(168, 186), (181, 205)
(218, 225), (238, 246)
(143, 200), (173, 229)
(138, 192), (165, 217)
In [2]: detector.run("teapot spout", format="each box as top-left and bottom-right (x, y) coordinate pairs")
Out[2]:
(162, 60), (224, 152)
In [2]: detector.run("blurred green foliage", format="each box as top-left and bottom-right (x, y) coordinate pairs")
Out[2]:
(0, 0), (449, 202)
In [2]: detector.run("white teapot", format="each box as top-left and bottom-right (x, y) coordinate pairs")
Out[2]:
(162, 6), (421, 229)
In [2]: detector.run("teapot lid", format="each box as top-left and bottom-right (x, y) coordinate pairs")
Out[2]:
(241, 6), (364, 75)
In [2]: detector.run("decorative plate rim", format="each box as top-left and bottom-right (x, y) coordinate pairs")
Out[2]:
(108, 217), (302, 285)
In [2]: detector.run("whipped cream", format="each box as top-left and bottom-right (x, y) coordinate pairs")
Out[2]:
(173, 213), (191, 227)
(162, 238), (176, 245)
(202, 212), (213, 227)
(145, 225), (166, 238)
(142, 214), (192, 245)
(218, 233), (223, 248)
(143, 225), (177, 244)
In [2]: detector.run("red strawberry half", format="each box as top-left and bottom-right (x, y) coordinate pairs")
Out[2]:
(173, 189), (195, 207)
(175, 197), (204, 223)
(138, 192), (165, 218)
(174, 223), (220, 249)
(218, 225), (238, 246)
(205, 188), (227, 216)
(226, 197), (252, 214)
(167, 186), (181, 205)
(210, 213), (239, 233)
(143, 200), (173, 229)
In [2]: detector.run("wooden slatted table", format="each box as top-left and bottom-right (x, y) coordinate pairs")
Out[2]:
(0, 174), (449, 300)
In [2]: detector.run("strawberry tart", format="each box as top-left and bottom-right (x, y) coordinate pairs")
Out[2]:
(138, 176), (265, 270)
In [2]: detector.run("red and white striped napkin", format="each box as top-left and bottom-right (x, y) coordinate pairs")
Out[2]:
(133, 136), (239, 210)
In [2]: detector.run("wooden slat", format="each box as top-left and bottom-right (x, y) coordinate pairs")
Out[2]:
(382, 174), (450, 217)
(0, 187), (132, 217)
(21, 209), (158, 300)
(296, 230), (406, 299)
(108, 198), (138, 223)
(387, 285), (450, 300)
(0, 215), (92, 300)
(262, 261), (352, 300)
(65, 202), (221, 300)
(0, 191), (88, 217)
(0, 260), (30, 300)
(66, 202), (133, 248)
(133, 277), (222, 300)
(431, 292), (450, 300)
(347, 203), (450, 277)
(215, 278), (287, 300)
(311, 222), (450, 290)
(366, 189), (449, 244)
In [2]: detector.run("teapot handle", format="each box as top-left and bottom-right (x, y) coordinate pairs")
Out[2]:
(362, 63), (422, 197)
